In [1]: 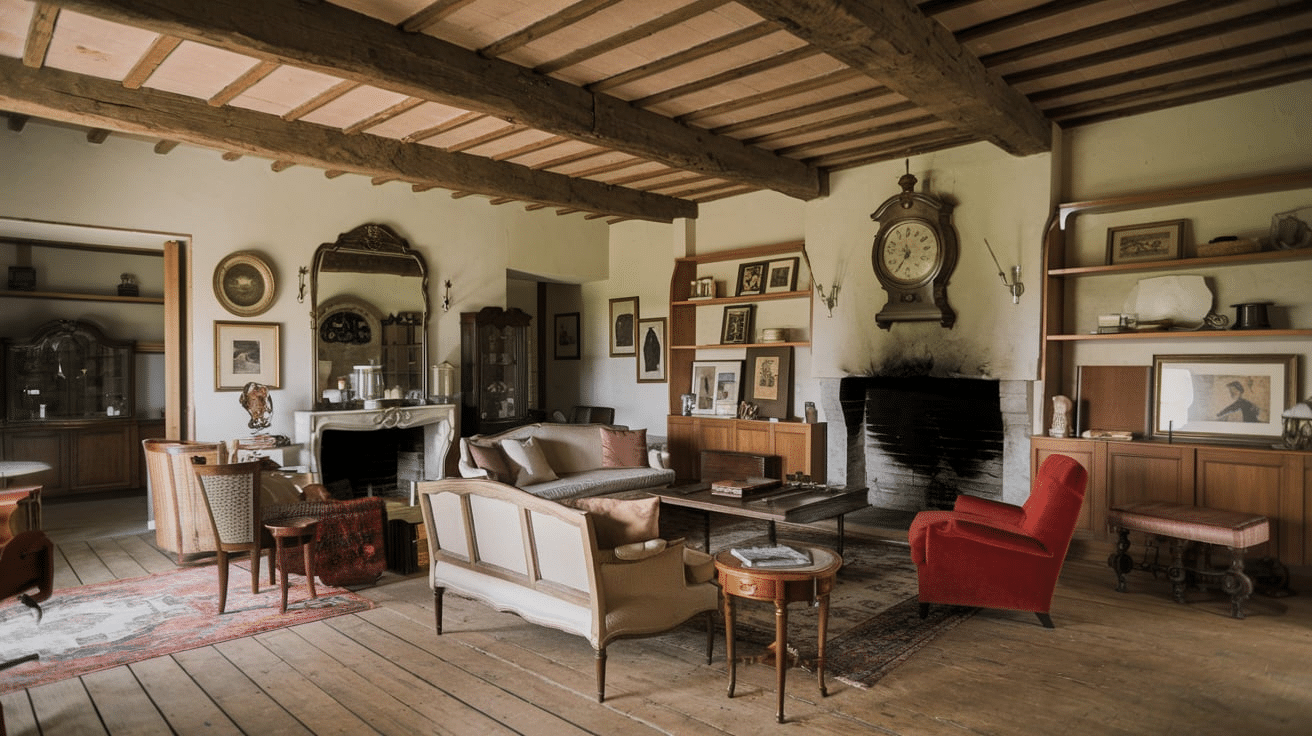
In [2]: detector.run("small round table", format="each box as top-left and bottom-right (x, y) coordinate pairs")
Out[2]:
(714, 544), (842, 723)
(263, 517), (321, 613)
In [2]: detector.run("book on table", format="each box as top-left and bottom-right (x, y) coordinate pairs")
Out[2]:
(709, 477), (781, 497)
(730, 545), (812, 568)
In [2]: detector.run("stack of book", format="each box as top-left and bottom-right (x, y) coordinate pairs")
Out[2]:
(709, 477), (781, 498)
(730, 545), (811, 568)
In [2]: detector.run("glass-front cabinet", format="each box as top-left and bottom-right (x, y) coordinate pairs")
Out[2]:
(461, 307), (531, 436)
(5, 319), (134, 422)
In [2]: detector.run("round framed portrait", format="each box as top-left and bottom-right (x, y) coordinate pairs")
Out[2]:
(213, 251), (276, 317)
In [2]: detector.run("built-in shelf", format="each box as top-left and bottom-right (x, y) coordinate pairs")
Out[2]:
(672, 289), (810, 306)
(672, 341), (811, 350)
(1, 290), (164, 304)
(1047, 328), (1312, 342)
(1048, 247), (1312, 277)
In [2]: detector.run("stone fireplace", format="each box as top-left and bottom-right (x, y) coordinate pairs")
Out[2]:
(293, 404), (457, 499)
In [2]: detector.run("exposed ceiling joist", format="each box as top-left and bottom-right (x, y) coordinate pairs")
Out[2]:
(47, 0), (823, 200)
(0, 57), (696, 222)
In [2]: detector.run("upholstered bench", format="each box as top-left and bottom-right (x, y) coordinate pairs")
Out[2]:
(1106, 501), (1269, 619)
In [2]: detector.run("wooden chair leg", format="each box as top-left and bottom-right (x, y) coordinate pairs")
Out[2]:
(250, 546), (261, 594)
(595, 647), (607, 703)
(705, 609), (714, 664)
(433, 587), (445, 635)
(268, 546), (276, 586)
(1036, 612), (1054, 628)
(216, 550), (230, 614)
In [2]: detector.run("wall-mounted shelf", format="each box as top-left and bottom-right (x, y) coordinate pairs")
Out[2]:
(1047, 328), (1312, 342)
(672, 289), (810, 307)
(1, 290), (164, 304)
(1048, 246), (1312, 277)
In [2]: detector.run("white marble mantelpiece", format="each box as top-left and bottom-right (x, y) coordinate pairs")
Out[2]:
(294, 404), (457, 481)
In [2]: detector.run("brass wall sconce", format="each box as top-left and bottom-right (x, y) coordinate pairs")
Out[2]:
(442, 279), (452, 312)
(983, 239), (1023, 304)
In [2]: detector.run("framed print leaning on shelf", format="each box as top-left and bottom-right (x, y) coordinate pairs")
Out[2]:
(764, 257), (799, 293)
(553, 312), (580, 360)
(690, 360), (743, 416)
(745, 346), (792, 419)
(720, 304), (756, 344)
(1152, 353), (1297, 443)
(1107, 219), (1186, 265)
(609, 296), (638, 357)
(636, 317), (666, 383)
(215, 321), (280, 390)
(735, 261), (768, 296)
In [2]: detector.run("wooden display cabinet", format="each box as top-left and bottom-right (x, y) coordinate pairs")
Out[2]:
(461, 307), (532, 436)
(667, 415), (825, 484)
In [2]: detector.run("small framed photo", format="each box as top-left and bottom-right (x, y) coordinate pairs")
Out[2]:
(553, 312), (580, 360)
(213, 250), (276, 317)
(1107, 219), (1186, 265)
(746, 346), (793, 419)
(636, 317), (666, 383)
(1152, 353), (1298, 443)
(735, 261), (768, 296)
(608, 296), (639, 357)
(689, 276), (716, 300)
(691, 360), (743, 416)
(215, 321), (281, 390)
(764, 257), (799, 293)
(720, 304), (756, 345)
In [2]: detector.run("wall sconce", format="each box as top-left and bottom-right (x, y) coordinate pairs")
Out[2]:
(442, 279), (452, 312)
(803, 250), (845, 317)
(983, 239), (1024, 304)
(297, 266), (308, 303)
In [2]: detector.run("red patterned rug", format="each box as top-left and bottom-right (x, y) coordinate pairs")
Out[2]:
(0, 563), (374, 694)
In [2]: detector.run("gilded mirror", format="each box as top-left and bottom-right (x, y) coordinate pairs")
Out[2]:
(311, 223), (428, 407)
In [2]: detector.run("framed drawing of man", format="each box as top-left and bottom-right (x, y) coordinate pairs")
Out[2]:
(1152, 353), (1297, 442)
(745, 346), (792, 419)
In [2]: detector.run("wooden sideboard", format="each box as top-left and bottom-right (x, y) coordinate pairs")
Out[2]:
(667, 415), (825, 484)
(1032, 436), (1312, 565)
(1, 419), (160, 499)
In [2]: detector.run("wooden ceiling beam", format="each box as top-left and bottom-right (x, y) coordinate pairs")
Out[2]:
(630, 46), (823, 109)
(0, 58), (695, 222)
(23, 4), (59, 68)
(123, 35), (181, 89)
(737, 0), (1051, 156)
(478, 0), (624, 59)
(49, 0), (821, 200)
(587, 22), (779, 94)
(678, 68), (867, 125)
(400, 0), (479, 34)
(533, 0), (729, 75)
(209, 59), (280, 107)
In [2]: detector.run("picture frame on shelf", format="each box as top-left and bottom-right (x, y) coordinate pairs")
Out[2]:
(735, 261), (768, 296)
(215, 321), (281, 390)
(745, 346), (793, 419)
(636, 317), (667, 383)
(608, 296), (639, 357)
(690, 360), (743, 416)
(720, 304), (755, 345)
(764, 257), (800, 293)
(553, 312), (580, 360)
(689, 276), (716, 300)
(1107, 219), (1186, 265)
(213, 250), (276, 317)
(1152, 353), (1297, 443)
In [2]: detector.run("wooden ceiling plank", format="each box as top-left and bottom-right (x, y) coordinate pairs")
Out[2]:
(772, 114), (941, 157)
(404, 111), (486, 143)
(530, 146), (611, 171)
(571, 157), (648, 178)
(122, 34), (182, 89)
(587, 21), (780, 94)
(954, 0), (1108, 44)
(400, 0), (481, 34)
(813, 130), (978, 170)
(0, 57), (695, 221)
(737, 0), (1051, 156)
(23, 3), (59, 68)
(713, 89), (900, 138)
(1057, 68), (1312, 128)
(534, 0), (729, 75)
(678, 67), (866, 124)
(209, 59), (279, 106)
(446, 124), (527, 153)
(631, 45), (824, 109)
(492, 134), (570, 161)
(49, 0), (819, 199)
(479, 0), (625, 59)
(748, 108), (931, 149)
(343, 96), (426, 135)
(283, 79), (360, 121)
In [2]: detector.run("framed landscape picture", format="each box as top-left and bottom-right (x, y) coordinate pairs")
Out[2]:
(553, 312), (580, 360)
(608, 296), (638, 357)
(636, 317), (666, 383)
(764, 257), (799, 293)
(1152, 353), (1297, 442)
(215, 321), (280, 390)
(690, 360), (742, 416)
(745, 346), (793, 419)
(1107, 219), (1186, 265)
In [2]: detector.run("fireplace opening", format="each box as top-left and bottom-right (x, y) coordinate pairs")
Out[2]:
(320, 426), (424, 498)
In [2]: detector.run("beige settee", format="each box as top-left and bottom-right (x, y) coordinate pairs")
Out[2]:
(417, 477), (718, 701)
(456, 422), (675, 500)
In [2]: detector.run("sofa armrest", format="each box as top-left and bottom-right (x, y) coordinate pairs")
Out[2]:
(598, 539), (693, 600)
(939, 518), (1051, 558)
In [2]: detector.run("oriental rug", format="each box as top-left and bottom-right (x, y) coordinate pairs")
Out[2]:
(658, 508), (976, 689)
(0, 564), (374, 694)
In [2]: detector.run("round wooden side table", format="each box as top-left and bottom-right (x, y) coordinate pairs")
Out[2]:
(713, 544), (842, 723)
(264, 517), (320, 613)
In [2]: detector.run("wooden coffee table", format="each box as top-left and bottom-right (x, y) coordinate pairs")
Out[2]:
(653, 483), (868, 554)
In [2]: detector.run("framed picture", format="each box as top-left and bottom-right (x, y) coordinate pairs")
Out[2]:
(689, 276), (716, 300)
(215, 321), (281, 390)
(608, 296), (639, 357)
(553, 312), (580, 360)
(735, 261), (768, 296)
(1152, 354), (1297, 443)
(1107, 219), (1186, 265)
(690, 360), (743, 416)
(636, 317), (667, 383)
(764, 257), (800, 294)
(720, 304), (756, 345)
(745, 346), (793, 419)
(213, 250), (276, 317)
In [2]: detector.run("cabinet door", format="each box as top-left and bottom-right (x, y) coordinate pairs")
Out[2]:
(735, 421), (773, 456)
(773, 422), (826, 484)
(666, 416), (698, 481)
(698, 418), (735, 453)
(1105, 442), (1194, 507)
(1196, 448), (1302, 563)
(71, 422), (136, 491)
(1030, 437), (1100, 535)
(4, 429), (67, 495)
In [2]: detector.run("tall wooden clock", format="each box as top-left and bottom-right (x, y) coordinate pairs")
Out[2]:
(870, 169), (959, 330)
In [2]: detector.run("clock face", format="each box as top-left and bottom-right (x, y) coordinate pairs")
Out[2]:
(879, 220), (940, 284)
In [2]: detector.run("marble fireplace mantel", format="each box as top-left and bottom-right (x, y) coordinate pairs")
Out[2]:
(294, 403), (457, 481)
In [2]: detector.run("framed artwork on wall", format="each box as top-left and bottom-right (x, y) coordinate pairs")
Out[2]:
(636, 317), (666, 383)
(213, 250), (276, 317)
(745, 346), (793, 419)
(1107, 220), (1186, 265)
(690, 360), (742, 416)
(215, 321), (281, 390)
(1152, 353), (1297, 443)
(609, 296), (638, 357)
(554, 312), (580, 360)
(764, 257), (799, 293)
(735, 261), (767, 296)
(720, 304), (755, 345)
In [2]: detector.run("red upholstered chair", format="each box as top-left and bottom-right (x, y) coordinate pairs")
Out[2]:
(908, 453), (1088, 628)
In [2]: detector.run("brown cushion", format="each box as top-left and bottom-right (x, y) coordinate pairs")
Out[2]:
(469, 442), (512, 483)
(601, 427), (647, 468)
(569, 495), (660, 548)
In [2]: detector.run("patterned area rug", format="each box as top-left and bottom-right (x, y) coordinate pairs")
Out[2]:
(0, 563), (374, 694)
(659, 507), (975, 689)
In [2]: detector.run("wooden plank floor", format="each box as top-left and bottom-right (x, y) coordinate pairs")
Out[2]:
(4, 498), (1311, 735)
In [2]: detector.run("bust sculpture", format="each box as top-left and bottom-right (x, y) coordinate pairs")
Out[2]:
(1050, 395), (1073, 437)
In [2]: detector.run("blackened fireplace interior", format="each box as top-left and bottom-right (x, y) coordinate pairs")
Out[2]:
(319, 426), (425, 498)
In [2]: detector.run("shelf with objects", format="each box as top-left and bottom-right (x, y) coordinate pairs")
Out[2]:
(461, 306), (532, 436)
(666, 241), (824, 483)
(2, 236), (165, 305)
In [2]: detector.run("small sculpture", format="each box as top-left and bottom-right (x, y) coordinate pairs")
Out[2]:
(738, 401), (759, 420)
(239, 382), (273, 430)
(1050, 395), (1073, 437)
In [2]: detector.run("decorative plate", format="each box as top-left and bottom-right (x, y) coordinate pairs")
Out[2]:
(214, 251), (276, 317)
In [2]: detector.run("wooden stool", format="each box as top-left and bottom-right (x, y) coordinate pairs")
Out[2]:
(264, 517), (320, 613)
(1107, 502), (1269, 619)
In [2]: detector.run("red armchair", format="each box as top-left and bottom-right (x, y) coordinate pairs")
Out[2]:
(908, 453), (1088, 628)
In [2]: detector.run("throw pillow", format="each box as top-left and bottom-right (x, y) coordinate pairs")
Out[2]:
(614, 538), (667, 561)
(500, 436), (559, 486)
(568, 495), (660, 548)
(601, 427), (647, 468)
(468, 441), (512, 483)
